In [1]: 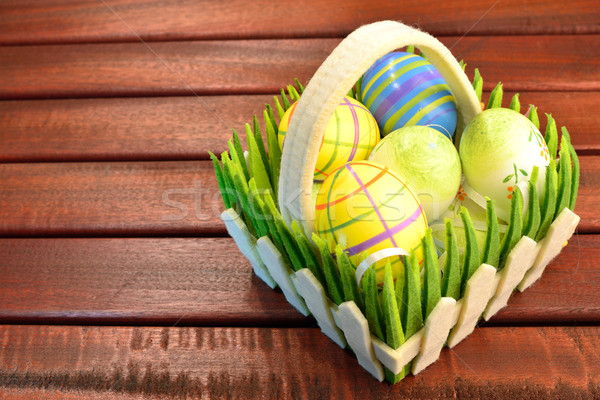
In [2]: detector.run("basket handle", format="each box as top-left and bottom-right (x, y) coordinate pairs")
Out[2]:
(278, 20), (481, 234)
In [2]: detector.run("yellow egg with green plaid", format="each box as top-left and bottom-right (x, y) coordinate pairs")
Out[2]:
(278, 96), (380, 181)
(315, 160), (428, 284)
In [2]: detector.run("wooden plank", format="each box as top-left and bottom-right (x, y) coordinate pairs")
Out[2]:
(0, 96), (268, 162)
(0, 36), (598, 100)
(0, 235), (597, 325)
(0, 156), (598, 236)
(0, 161), (224, 237)
(1, 0), (599, 45)
(0, 238), (302, 325)
(0, 325), (598, 398)
(1, 91), (598, 163)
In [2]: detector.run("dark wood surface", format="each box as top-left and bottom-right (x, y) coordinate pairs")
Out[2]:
(1, 0), (598, 45)
(1, 35), (599, 100)
(0, 326), (598, 398)
(1, 1), (599, 398)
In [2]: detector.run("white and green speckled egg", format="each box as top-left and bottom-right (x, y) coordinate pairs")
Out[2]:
(369, 125), (461, 223)
(459, 108), (550, 222)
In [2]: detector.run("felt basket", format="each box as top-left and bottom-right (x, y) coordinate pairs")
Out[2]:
(213, 21), (580, 383)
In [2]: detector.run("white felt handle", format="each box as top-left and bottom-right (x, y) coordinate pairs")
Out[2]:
(277, 20), (481, 235)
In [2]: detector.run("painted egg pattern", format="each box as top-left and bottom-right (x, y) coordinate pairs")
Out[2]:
(361, 51), (458, 139)
(278, 96), (380, 181)
(314, 160), (428, 284)
(459, 108), (550, 222)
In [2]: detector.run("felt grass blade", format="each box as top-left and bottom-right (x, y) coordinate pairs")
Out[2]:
(522, 166), (541, 238)
(545, 114), (558, 159)
(224, 153), (258, 236)
(482, 197), (500, 267)
(382, 262), (404, 349)
(260, 191), (288, 257)
(245, 123), (273, 196)
(422, 230), (441, 320)
(472, 68), (483, 103)
(272, 215), (304, 272)
(562, 127), (580, 210)
(509, 93), (520, 113)
(363, 265), (385, 341)
(228, 140), (248, 183)
(336, 246), (365, 312)
(294, 78), (305, 94)
(487, 82), (503, 109)
(274, 96), (285, 119)
(527, 105), (540, 129)
(231, 129), (250, 181)
(441, 219), (461, 299)
(208, 151), (233, 210)
(499, 185), (524, 267)
(312, 234), (344, 305)
(265, 104), (279, 134)
(293, 221), (327, 287)
(287, 85), (300, 102)
(460, 207), (480, 295)
(537, 160), (558, 240)
(265, 110), (281, 200)
(459, 59), (466, 72)
(252, 116), (270, 174)
(402, 252), (423, 338)
(220, 151), (240, 211)
(555, 135), (572, 218)
(247, 179), (270, 238)
(280, 88), (291, 109)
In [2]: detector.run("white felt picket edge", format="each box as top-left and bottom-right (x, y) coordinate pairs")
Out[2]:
(338, 301), (385, 381)
(371, 329), (424, 375)
(518, 208), (580, 291)
(221, 209), (277, 289)
(225, 203), (580, 381)
(256, 236), (310, 316)
(448, 263), (497, 347)
(411, 297), (457, 375)
(483, 236), (539, 320)
(295, 268), (347, 348)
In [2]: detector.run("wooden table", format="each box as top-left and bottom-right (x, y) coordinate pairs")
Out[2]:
(1, 1), (599, 398)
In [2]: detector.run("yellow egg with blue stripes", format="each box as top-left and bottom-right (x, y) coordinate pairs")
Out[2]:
(361, 51), (458, 139)
(315, 160), (428, 284)
(278, 96), (380, 182)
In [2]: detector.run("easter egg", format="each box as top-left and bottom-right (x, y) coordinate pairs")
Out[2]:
(369, 126), (461, 223)
(361, 51), (458, 139)
(459, 108), (550, 222)
(314, 160), (428, 284)
(278, 96), (380, 181)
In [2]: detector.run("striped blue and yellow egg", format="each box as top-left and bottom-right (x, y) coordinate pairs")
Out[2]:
(315, 160), (428, 284)
(278, 96), (380, 181)
(361, 51), (458, 139)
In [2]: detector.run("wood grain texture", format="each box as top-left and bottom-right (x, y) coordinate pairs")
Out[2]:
(0, 157), (598, 237)
(2, 0), (599, 45)
(1, 35), (599, 100)
(0, 235), (597, 326)
(0, 161), (224, 237)
(1, 91), (598, 163)
(0, 238), (301, 326)
(0, 325), (598, 399)
(0, 96), (265, 162)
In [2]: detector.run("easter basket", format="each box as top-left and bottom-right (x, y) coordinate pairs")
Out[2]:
(210, 21), (580, 383)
